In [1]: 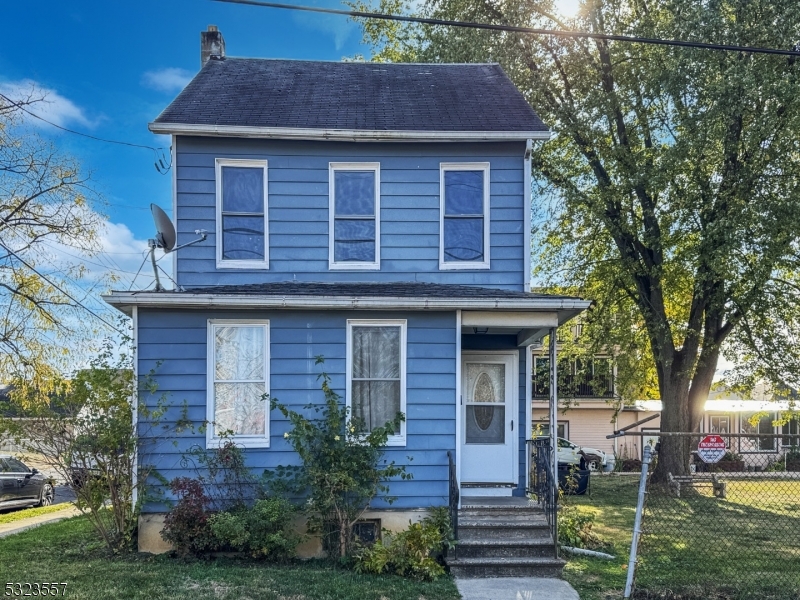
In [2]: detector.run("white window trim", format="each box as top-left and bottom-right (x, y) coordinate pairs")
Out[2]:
(206, 319), (271, 449)
(329, 162), (381, 270)
(346, 319), (407, 446)
(215, 158), (269, 269)
(738, 412), (777, 453)
(439, 162), (491, 270)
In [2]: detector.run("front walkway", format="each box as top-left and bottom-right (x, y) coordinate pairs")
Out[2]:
(455, 577), (580, 600)
(0, 505), (80, 538)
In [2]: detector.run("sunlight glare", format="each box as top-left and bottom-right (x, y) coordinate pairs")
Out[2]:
(555, 0), (582, 18)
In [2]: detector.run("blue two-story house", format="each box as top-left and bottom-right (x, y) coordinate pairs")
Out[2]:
(103, 27), (589, 566)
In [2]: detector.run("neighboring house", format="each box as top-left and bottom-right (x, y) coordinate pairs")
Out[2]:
(102, 28), (590, 555)
(533, 363), (800, 466)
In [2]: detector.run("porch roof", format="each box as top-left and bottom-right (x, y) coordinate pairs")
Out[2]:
(103, 281), (589, 326)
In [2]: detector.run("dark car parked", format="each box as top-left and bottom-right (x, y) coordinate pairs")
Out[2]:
(0, 455), (54, 510)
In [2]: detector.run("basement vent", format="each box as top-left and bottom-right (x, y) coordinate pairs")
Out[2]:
(353, 519), (381, 545)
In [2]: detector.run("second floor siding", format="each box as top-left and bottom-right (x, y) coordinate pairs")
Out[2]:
(173, 137), (528, 290)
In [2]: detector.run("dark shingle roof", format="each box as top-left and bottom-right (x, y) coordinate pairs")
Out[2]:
(151, 58), (547, 135)
(177, 281), (578, 301)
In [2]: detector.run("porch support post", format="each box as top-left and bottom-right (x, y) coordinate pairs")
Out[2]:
(549, 327), (558, 534)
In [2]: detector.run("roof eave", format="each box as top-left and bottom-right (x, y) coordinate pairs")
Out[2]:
(103, 291), (589, 323)
(148, 122), (552, 142)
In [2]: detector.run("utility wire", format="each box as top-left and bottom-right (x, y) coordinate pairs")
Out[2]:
(128, 252), (151, 291)
(0, 92), (166, 152)
(0, 92), (172, 174)
(1, 242), (126, 335)
(212, 0), (800, 57)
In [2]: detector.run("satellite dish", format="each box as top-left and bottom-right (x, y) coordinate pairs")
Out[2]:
(150, 204), (176, 252)
(145, 204), (207, 292)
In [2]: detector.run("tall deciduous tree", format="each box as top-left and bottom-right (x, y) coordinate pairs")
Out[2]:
(0, 91), (105, 389)
(352, 0), (800, 476)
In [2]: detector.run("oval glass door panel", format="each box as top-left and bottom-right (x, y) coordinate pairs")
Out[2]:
(465, 363), (505, 444)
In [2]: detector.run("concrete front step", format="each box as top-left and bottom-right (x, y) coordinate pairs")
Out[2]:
(447, 556), (566, 578)
(458, 521), (553, 542)
(454, 538), (555, 559)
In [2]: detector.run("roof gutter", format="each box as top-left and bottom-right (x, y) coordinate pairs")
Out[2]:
(102, 290), (590, 314)
(147, 122), (552, 143)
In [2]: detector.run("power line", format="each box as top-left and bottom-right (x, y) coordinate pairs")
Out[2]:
(1, 242), (127, 335)
(212, 0), (800, 57)
(0, 92), (173, 174)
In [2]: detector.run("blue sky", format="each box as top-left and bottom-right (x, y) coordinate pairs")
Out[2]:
(3, 0), (369, 288)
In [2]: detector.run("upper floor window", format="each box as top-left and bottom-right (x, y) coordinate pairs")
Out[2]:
(329, 163), (380, 270)
(207, 320), (270, 448)
(346, 320), (406, 446)
(440, 163), (490, 270)
(215, 159), (268, 269)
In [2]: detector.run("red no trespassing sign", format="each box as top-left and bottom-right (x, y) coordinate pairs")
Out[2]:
(697, 434), (727, 463)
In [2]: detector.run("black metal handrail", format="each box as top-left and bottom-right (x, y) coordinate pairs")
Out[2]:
(447, 450), (459, 550)
(527, 438), (558, 557)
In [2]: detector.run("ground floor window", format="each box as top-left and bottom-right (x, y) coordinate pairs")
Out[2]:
(739, 412), (775, 453)
(347, 320), (407, 446)
(534, 421), (568, 440)
(207, 320), (270, 447)
(708, 414), (732, 449)
(782, 416), (800, 448)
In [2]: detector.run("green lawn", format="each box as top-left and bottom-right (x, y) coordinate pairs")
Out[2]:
(0, 516), (460, 600)
(563, 474), (800, 600)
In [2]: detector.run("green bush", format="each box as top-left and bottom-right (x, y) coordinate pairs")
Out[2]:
(354, 511), (452, 581)
(266, 361), (410, 558)
(558, 504), (601, 549)
(208, 498), (299, 560)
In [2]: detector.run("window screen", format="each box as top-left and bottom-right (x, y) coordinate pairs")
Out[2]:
(443, 169), (486, 262)
(332, 169), (377, 264)
(220, 165), (266, 262)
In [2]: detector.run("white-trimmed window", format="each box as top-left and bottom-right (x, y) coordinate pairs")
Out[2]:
(781, 416), (799, 448)
(534, 421), (569, 440)
(329, 163), (380, 269)
(346, 320), (406, 446)
(207, 320), (270, 448)
(739, 412), (775, 453)
(440, 162), (490, 269)
(215, 159), (269, 268)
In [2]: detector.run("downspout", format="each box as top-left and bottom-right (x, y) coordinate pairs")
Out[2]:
(549, 327), (558, 554)
(455, 309), (462, 509)
(524, 139), (533, 291)
(131, 306), (139, 509)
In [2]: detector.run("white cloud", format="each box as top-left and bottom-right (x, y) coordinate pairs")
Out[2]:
(39, 218), (173, 293)
(293, 0), (358, 50)
(0, 79), (98, 129)
(141, 67), (194, 93)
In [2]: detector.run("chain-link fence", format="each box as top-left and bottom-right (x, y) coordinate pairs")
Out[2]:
(633, 433), (800, 600)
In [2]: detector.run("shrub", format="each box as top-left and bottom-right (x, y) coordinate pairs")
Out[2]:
(160, 477), (217, 557)
(180, 437), (259, 512)
(621, 458), (643, 472)
(558, 504), (601, 549)
(354, 511), (452, 580)
(208, 497), (299, 560)
(0, 337), (173, 552)
(266, 362), (411, 558)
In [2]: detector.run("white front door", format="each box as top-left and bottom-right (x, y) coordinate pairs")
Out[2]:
(461, 353), (516, 485)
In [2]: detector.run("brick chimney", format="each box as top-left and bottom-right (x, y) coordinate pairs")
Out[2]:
(201, 25), (225, 66)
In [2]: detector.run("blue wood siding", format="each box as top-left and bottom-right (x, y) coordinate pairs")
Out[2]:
(461, 334), (528, 496)
(174, 138), (526, 290)
(137, 308), (457, 512)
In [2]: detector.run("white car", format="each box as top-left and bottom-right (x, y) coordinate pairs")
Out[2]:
(534, 437), (608, 471)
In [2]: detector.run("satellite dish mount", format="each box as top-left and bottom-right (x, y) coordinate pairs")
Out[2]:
(148, 204), (207, 291)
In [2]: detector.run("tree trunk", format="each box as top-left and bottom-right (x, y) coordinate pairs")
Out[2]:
(651, 375), (693, 482)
